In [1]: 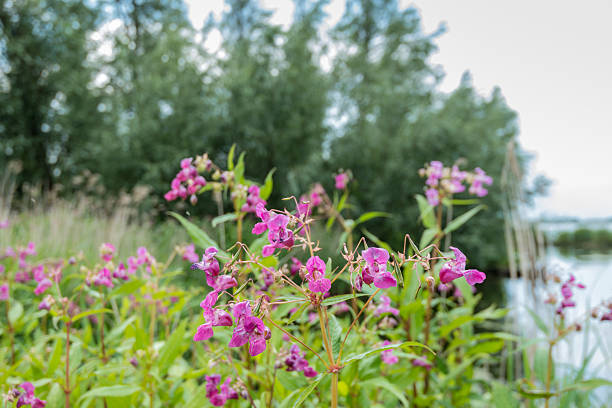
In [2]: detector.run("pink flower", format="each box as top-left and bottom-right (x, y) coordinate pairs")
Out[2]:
(38, 295), (53, 311)
(205, 375), (239, 407)
(0, 219), (9, 229)
(99, 243), (115, 262)
(113, 263), (129, 280)
(127, 256), (139, 274)
(252, 204), (294, 257)
(290, 257), (302, 275)
(228, 301), (270, 356)
(284, 345), (318, 377)
(374, 295), (399, 317)
(191, 247), (237, 291)
(194, 290), (233, 341)
(412, 357), (432, 370)
(439, 247), (486, 286)
(93, 267), (114, 289)
(34, 278), (52, 295)
(355, 248), (396, 291)
(334, 172), (349, 190)
(261, 267), (275, 288)
(556, 274), (585, 315)
(425, 161), (443, 186)
(0, 283), (8, 300)
(425, 188), (439, 206)
(32, 265), (45, 282)
(381, 341), (399, 365)
(165, 157), (206, 204)
(241, 185), (267, 213)
(305, 256), (331, 293)
(15, 382), (47, 408)
(469, 167), (493, 197)
(182, 244), (199, 263)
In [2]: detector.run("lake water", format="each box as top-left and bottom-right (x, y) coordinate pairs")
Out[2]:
(501, 246), (612, 389)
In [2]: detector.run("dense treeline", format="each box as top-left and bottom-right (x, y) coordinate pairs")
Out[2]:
(554, 228), (612, 251)
(0, 0), (530, 270)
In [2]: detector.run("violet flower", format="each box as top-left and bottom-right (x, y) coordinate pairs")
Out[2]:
(284, 345), (318, 377)
(305, 256), (331, 293)
(355, 248), (397, 291)
(412, 357), (433, 370)
(374, 295), (399, 317)
(15, 382), (46, 408)
(0, 283), (8, 300)
(191, 247), (237, 291)
(228, 301), (271, 356)
(34, 278), (53, 295)
(205, 375), (239, 407)
(469, 167), (493, 197)
(99, 242), (115, 262)
(241, 185), (267, 213)
(335, 172), (349, 190)
(193, 290), (233, 342)
(439, 247), (486, 286)
(425, 188), (439, 206)
(252, 204), (294, 257)
(181, 244), (199, 263)
(380, 341), (399, 365)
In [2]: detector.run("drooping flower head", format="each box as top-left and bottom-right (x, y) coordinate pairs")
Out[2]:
(204, 375), (239, 407)
(0, 283), (8, 300)
(15, 382), (46, 408)
(228, 301), (271, 356)
(355, 248), (396, 291)
(252, 204), (294, 257)
(165, 157), (207, 204)
(284, 344), (318, 377)
(425, 188), (439, 206)
(181, 244), (199, 263)
(374, 295), (399, 317)
(556, 274), (585, 315)
(99, 242), (115, 262)
(380, 341), (399, 365)
(241, 185), (267, 213)
(305, 256), (331, 293)
(469, 167), (493, 197)
(335, 172), (349, 190)
(439, 247), (486, 286)
(194, 290), (233, 342)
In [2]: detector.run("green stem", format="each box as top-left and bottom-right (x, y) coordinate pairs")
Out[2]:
(65, 323), (71, 408)
(331, 372), (338, 408)
(545, 340), (554, 408)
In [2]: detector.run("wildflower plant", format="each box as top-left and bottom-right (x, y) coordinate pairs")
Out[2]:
(1, 148), (610, 408)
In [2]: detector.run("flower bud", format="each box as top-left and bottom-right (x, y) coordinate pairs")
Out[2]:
(425, 276), (435, 289)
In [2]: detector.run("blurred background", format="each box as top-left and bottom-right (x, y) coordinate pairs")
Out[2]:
(0, 0), (610, 275)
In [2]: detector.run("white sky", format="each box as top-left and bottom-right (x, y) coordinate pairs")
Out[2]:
(184, 0), (612, 218)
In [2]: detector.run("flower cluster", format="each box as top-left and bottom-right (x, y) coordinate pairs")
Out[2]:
(592, 300), (612, 322)
(439, 247), (486, 286)
(546, 274), (585, 316)
(335, 171), (349, 190)
(252, 204), (294, 257)
(192, 247), (237, 291)
(305, 256), (330, 293)
(354, 248), (397, 291)
(228, 301), (271, 356)
(10, 382), (46, 408)
(380, 341), (399, 365)
(205, 375), (239, 407)
(164, 157), (207, 203)
(282, 345), (318, 377)
(193, 290), (233, 341)
(374, 295), (399, 317)
(419, 161), (493, 206)
(241, 185), (267, 213)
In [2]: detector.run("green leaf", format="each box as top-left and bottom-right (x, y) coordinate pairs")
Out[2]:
(415, 194), (436, 228)
(8, 300), (23, 324)
(109, 279), (146, 298)
(559, 378), (612, 392)
(78, 385), (140, 401)
(360, 227), (394, 253)
(466, 340), (504, 356)
(212, 213), (237, 227)
(157, 321), (187, 374)
(259, 168), (276, 200)
(168, 212), (228, 258)
(292, 374), (328, 407)
(71, 308), (112, 323)
(234, 152), (246, 184)
(443, 205), (484, 234)
(419, 228), (438, 248)
(329, 314), (342, 358)
(354, 211), (391, 226)
(362, 378), (409, 407)
(321, 293), (369, 306)
(227, 144), (236, 170)
(337, 190), (349, 212)
(491, 382), (520, 408)
(285, 302), (309, 324)
(342, 341), (434, 365)
(525, 307), (550, 335)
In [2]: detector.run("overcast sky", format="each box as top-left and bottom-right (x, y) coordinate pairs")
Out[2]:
(184, 0), (612, 218)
